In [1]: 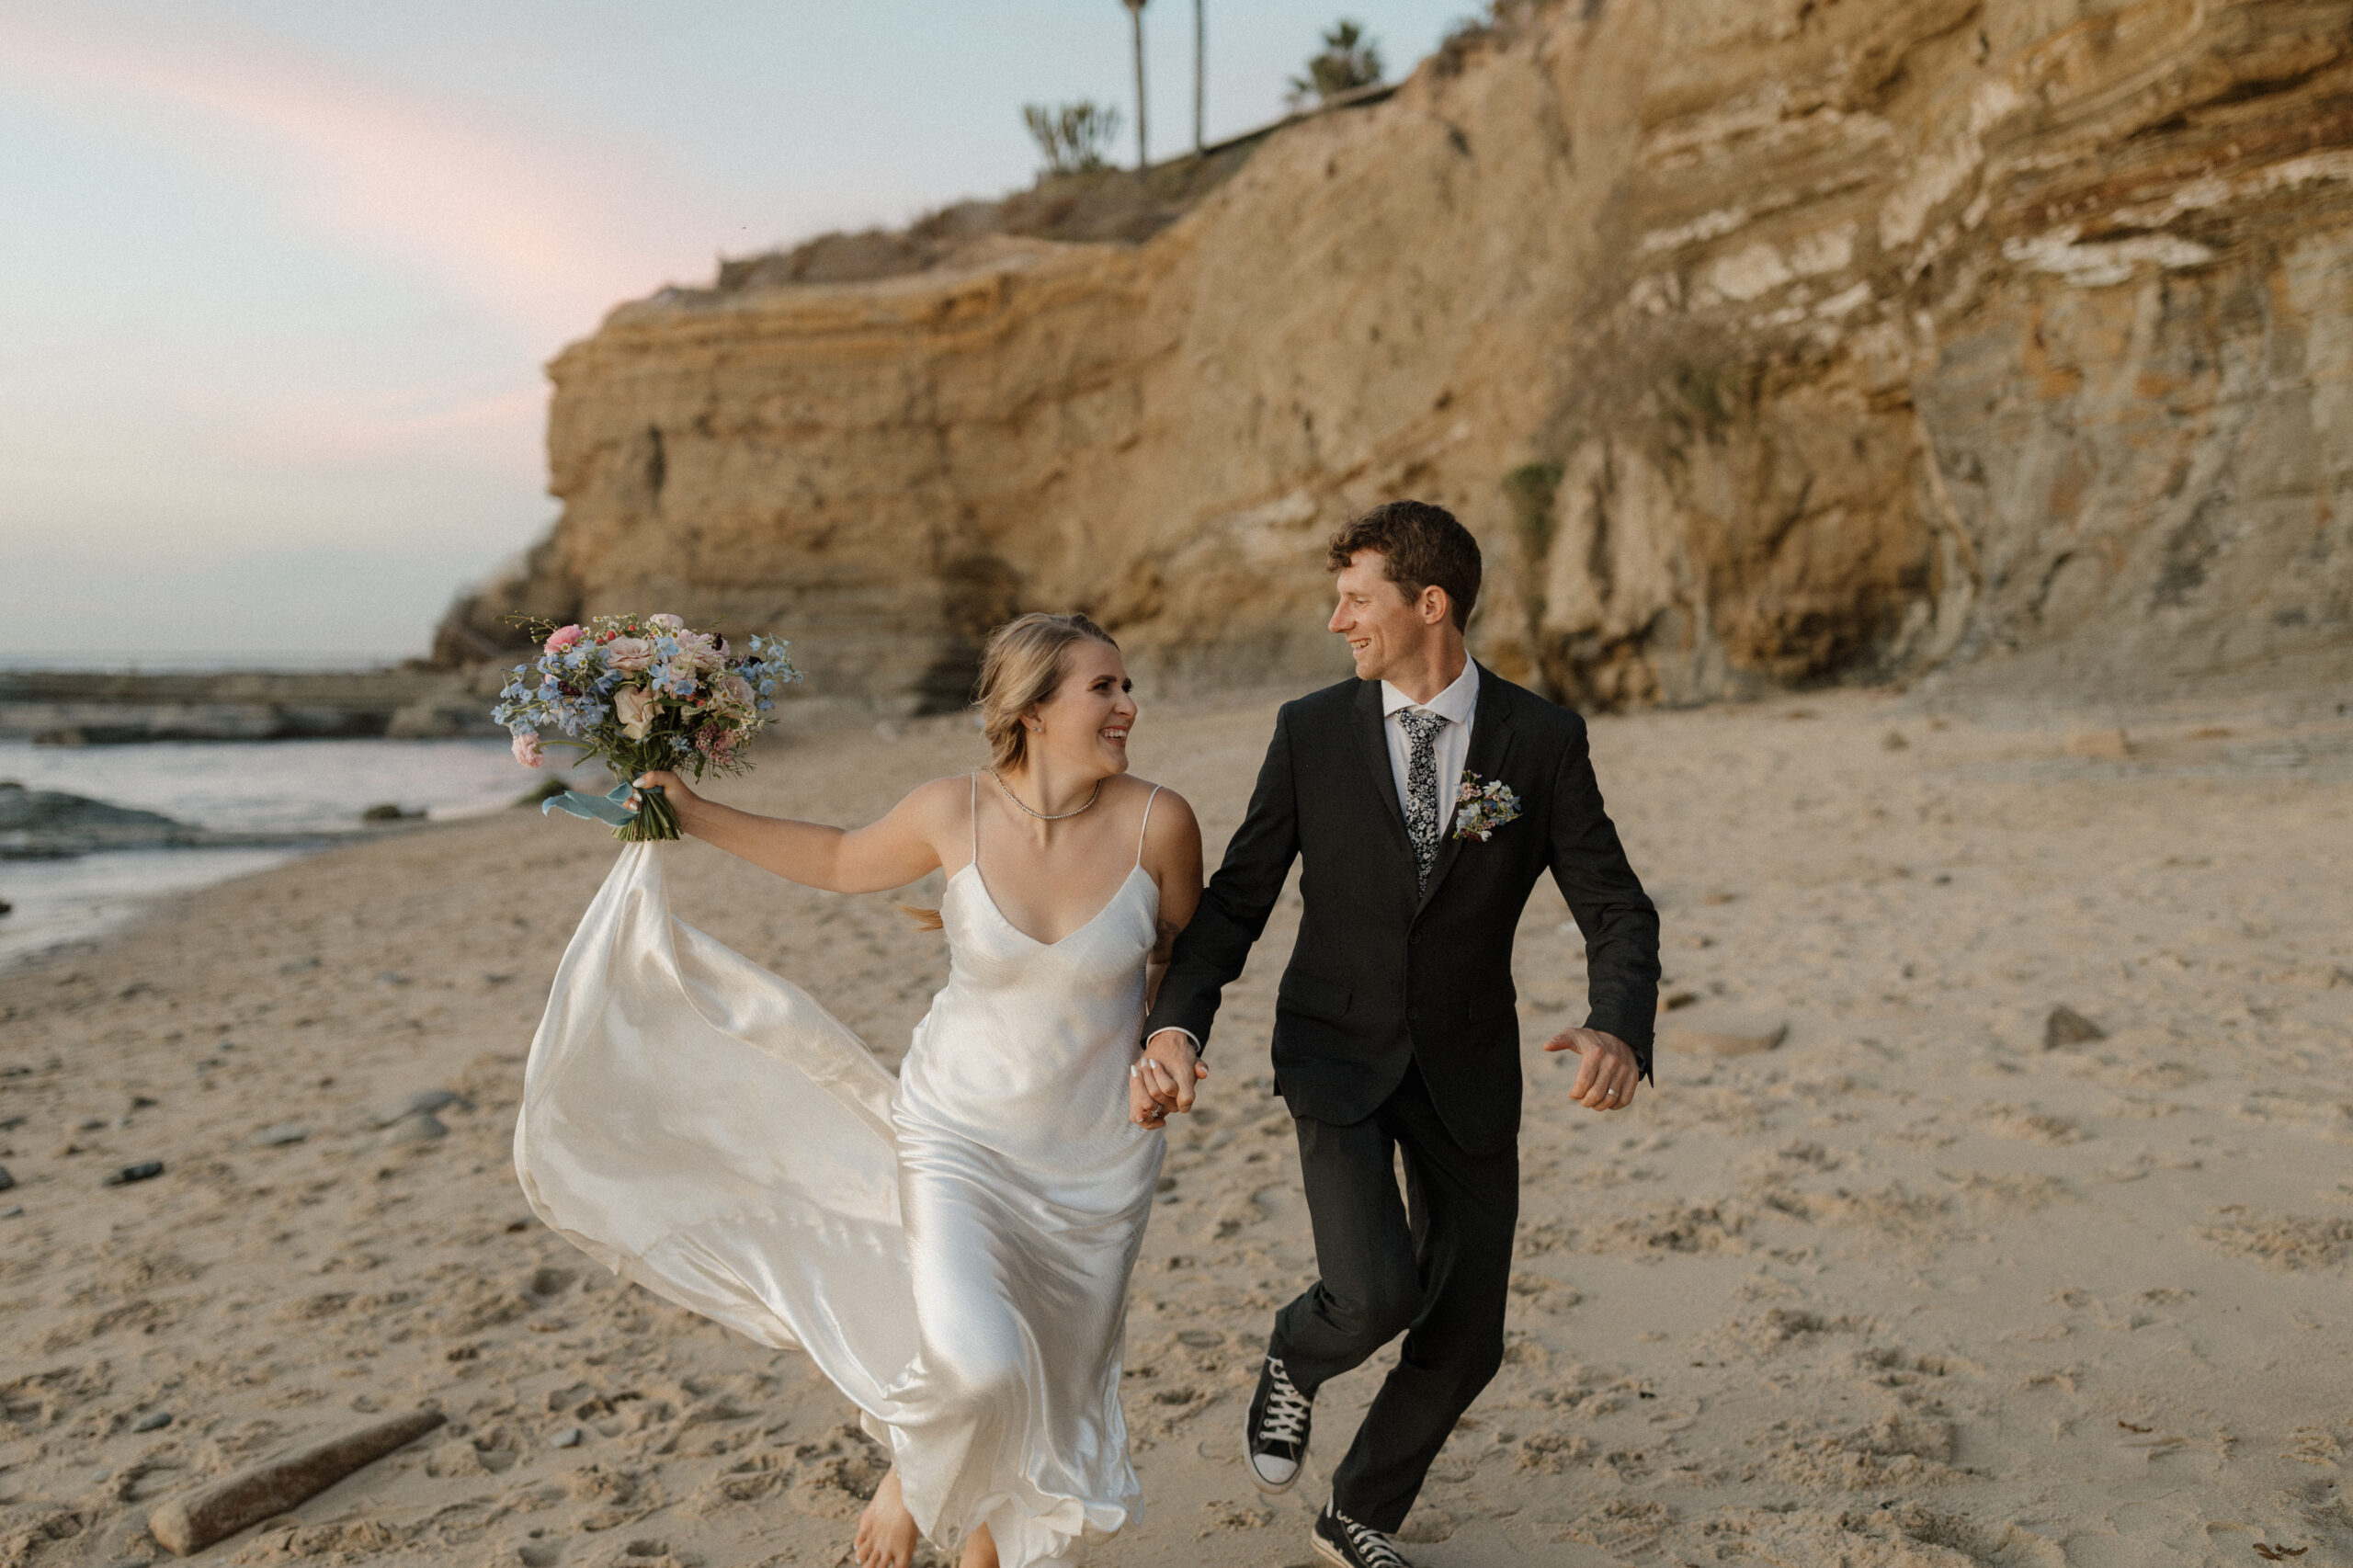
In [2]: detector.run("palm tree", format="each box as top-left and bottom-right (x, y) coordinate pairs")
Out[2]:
(1192, 0), (1206, 157)
(1121, 0), (1149, 169)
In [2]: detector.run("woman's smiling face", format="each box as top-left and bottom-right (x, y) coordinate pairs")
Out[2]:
(1029, 637), (1138, 775)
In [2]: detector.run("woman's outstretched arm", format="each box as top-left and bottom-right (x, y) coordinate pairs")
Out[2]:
(632, 769), (957, 894)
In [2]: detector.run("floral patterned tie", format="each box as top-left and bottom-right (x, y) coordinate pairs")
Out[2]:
(1398, 708), (1448, 892)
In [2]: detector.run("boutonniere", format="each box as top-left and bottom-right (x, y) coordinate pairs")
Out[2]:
(1452, 772), (1522, 841)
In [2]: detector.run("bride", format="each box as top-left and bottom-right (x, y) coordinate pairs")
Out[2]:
(515, 612), (1208, 1568)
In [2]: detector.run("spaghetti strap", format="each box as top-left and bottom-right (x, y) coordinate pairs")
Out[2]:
(1134, 785), (1163, 869)
(969, 771), (981, 878)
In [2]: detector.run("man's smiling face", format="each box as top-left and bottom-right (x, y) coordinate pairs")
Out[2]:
(1328, 550), (1438, 683)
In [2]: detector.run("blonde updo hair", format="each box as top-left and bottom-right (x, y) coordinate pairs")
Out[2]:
(974, 611), (1120, 771)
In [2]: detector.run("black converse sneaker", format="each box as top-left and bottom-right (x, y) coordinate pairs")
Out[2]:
(1312, 1500), (1415, 1568)
(1243, 1353), (1313, 1493)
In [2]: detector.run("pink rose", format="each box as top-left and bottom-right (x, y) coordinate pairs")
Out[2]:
(717, 673), (756, 710)
(602, 637), (654, 672)
(614, 686), (656, 741)
(511, 731), (545, 768)
(543, 624), (585, 653)
(647, 613), (686, 631)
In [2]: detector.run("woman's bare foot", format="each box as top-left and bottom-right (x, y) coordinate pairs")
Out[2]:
(854, 1465), (919, 1568)
(957, 1521), (998, 1568)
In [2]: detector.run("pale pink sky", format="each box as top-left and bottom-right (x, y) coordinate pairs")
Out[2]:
(0, 2), (1479, 664)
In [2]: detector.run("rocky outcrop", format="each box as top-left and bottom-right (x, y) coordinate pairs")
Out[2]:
(0, 669), (506, 744)
(444, 0), (2353, 710)
(0, 782), (199, 858)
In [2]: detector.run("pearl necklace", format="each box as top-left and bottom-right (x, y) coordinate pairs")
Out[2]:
(985, 767), (1101, 822)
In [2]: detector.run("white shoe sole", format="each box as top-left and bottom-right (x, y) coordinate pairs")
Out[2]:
(1310, 1530), (1350, 1568)
(1243, 1429), (1303, 1495)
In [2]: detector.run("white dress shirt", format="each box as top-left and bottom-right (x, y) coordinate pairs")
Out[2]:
(1381, 658), (1479, 839)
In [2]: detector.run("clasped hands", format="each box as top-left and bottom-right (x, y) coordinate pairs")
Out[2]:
(1130, 1030), (1207, 1130)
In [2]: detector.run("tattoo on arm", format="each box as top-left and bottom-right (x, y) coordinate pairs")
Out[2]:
(1151, 917), (1179, 966)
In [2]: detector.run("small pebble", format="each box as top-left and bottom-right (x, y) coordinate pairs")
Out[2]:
(1, 1205), (22, 1219)
(132, 1411), (172, 1432)
(551, 1426), (585, 1449)
(382, 1113), (448, 1146)
(0, 1166), (15, 1192)
(277, 955), (321, 974)
(374, 1089), (467, 1127)
(103, 1161), (165, 1187)
(255, 1123), (311, 1147)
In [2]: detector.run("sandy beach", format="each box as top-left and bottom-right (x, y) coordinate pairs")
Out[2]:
(4, 686), (2351, 1568)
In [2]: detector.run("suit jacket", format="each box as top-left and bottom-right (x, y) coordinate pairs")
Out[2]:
(1142, 665), (1661, 1155)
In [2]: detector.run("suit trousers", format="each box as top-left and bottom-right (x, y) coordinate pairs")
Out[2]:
(1268, 1060), (1520, 1531)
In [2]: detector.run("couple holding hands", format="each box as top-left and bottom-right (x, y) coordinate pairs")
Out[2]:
(517, 500), (1660, 1568)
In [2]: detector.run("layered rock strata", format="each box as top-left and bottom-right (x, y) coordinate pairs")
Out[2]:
(445, 0), (2353, 710)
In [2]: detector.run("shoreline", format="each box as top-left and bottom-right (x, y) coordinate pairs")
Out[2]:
(2, 688), (2349, 1566)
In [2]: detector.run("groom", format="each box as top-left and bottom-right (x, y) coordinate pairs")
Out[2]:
(1138, 501), (1660, 1568)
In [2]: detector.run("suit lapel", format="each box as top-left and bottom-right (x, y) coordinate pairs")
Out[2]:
(1351, 677), (1412, 854)
(1414, 665), (1515, 919)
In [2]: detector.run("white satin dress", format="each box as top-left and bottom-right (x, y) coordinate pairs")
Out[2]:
(515, 781), (1168, 1567)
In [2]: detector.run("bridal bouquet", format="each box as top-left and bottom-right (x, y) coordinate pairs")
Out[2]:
(493, 614), (800, 840)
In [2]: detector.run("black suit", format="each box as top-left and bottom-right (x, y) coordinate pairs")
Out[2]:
(1143, 665), (1659, 1528)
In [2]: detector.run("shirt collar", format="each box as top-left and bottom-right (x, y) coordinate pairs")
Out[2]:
(1381, 658), (1479, 724)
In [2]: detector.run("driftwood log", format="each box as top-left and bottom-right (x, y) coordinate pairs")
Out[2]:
(148, 1408), (444, 1556)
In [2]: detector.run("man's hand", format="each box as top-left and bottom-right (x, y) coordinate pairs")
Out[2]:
(1544, 1028), (1641, 1111)
(1131, 1028), (1208, 1127)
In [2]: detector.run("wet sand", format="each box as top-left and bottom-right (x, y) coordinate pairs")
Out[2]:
(3, 687), (2350, 1566)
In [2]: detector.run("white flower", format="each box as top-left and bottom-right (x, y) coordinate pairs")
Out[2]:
(615, 686), (657, 741)
(603, 636), (654, 672)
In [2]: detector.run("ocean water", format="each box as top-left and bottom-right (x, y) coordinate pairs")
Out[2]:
(0, 736), (580, 971)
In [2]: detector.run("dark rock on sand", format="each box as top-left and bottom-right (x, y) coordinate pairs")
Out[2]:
(2045, 1006), (2107, 1049)
(0, 782), (199, 859)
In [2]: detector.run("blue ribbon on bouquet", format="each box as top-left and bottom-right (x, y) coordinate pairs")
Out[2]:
(540, 781), (659, 826)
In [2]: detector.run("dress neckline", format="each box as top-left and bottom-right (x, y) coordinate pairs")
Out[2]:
(950, 861), (1153, 949)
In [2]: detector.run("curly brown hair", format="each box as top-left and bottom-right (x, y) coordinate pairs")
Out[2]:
(1325, 500), (1482, 631)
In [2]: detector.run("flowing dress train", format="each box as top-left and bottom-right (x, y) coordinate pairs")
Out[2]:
(515, 783), (1167, 1567)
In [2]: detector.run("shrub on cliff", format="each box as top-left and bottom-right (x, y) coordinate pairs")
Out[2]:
(1022, 101), (1124, 181)
(1287, 19), (1382, 108)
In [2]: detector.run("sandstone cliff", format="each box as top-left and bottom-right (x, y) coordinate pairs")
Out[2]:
(443, 0), (2353, 710)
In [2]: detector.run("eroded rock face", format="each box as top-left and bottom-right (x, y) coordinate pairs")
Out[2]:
(443, 0), (2353, 710)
